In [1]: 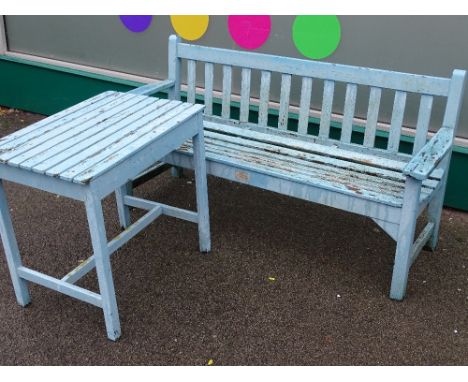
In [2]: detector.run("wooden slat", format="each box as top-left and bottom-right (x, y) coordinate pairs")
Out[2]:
(0, 91), (119, 150)
(40, 101), (186, 177)
(19, 99), (167, 171)
(340, 83), (358, 144)
(187, 59), (197, 104)
(70, 105), (202, 183)
(318, 80), (335, 139)
(221, 65), (232, 119)
(297, 77), (313, 135)
(387, 91), (408, 153)
(177, 43), (451, 96)
(204, 62), (214, 116)
(0, 93), (143, 163)
(413, 95), (433, 154)
(179, 136), (435, 207)
(203, 130), (438, 190)
(167, 35), (181, 100)
(59, 104), (199, 183)
(205, 114), (415, 162)
(203, 121), (410, 174)
(258, 70), (271, 127)
(278, 74), (292, 130)
(363, 87), (382, 148)
(240, 68), (251, 123)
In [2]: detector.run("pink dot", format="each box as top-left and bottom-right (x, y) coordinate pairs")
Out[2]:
(228, 16), (271, 50)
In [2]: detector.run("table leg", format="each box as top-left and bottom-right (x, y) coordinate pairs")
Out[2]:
(85, 192), (121, 340)
(115, 182), (132, 229)
(0, 179), (31, 306)
(192, 127), (211, 252)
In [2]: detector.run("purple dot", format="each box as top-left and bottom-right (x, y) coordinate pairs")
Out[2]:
(119, 16), (153, 33)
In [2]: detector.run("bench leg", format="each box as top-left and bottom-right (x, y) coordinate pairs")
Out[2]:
(192, 130), (211, 253)
(115, 182), (132, 229)
(425, 188), (444, 251)
(171, 166), (184, 178)
(85, 193), (121, 341)
(0, 180), (31, 307)
(390, 177), (421, 301)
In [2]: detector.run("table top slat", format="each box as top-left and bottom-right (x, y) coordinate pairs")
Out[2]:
(7, 95), (158, 168)
(72, 104), (203, 183)
(45, 100), (185, 179)
(0, 92), (204, 185)
(0, 91), (121, 152)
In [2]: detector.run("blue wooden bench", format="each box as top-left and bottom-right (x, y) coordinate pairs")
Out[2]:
(128, 35), (466, 300)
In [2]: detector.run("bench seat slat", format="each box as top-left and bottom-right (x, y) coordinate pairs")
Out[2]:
(203, 120), (410, 174)
(177, 137), (436, 207)
(203, 130), (439, 190)
(200, 136), (437, 201)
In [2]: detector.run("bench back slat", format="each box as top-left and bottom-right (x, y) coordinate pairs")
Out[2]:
(170, 37), (465, 160)
(259, 71), (272, 127)
(240, 68), (251, 123)
(297, 77), (313, 134)
(413, 95), (433, 154)
(340, 83), (358, 144)
(221, 65), (232, 119)
(177, 42), (451, 96)
(363, 87), (382, 148)
(318, 80), (335, 138)
(278, 74), (292, 130)
(387, 91), (408, 153)
(187, 59), (197, 104)
(204, 62), (214, 116)
(168, 35), (181, 100)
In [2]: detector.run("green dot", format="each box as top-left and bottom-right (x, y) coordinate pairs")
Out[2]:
(292, 16), (341, 59)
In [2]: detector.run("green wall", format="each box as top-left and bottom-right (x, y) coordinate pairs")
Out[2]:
(1, 55), (467, 211)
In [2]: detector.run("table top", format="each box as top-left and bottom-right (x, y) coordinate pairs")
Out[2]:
(0, 91), (203, 184)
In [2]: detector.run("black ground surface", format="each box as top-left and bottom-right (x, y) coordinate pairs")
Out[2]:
(0, 107), (467, 365)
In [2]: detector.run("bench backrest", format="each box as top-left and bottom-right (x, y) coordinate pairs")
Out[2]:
(167, 35), (465, 158)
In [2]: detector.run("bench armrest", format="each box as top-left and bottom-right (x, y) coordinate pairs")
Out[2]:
(127, 79), (175, 96)
(403, 127), (453, 180)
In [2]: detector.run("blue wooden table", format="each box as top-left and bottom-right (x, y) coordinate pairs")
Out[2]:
(0, 91), (210, 340)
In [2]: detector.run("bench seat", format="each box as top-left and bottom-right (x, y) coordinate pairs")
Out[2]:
(174, 121), (441, 209)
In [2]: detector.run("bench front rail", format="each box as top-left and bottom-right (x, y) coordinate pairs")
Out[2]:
(131, 35), (466, 300)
